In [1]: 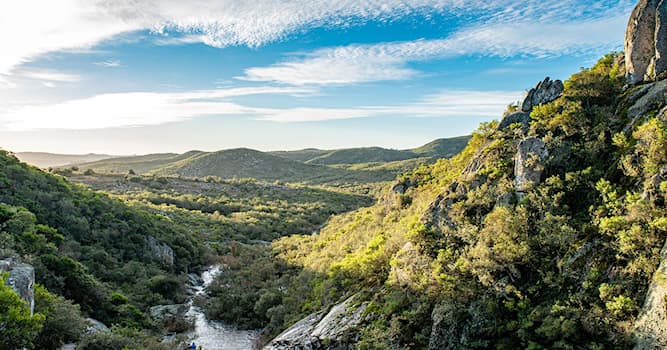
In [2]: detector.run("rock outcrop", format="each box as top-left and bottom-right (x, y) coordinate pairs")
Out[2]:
(84, 318), (110, 334)
(515, 138), (548, 196)
(498, 77), (562, 131)
(150, 304), (189, 323)
(633, 238), (667, 350)
(146, 235), (174, 266)
(520, 77), (564, 113)
(626, 79), (667, 132)
(625, 0), (667, 84)
(263, 295), (368, 350)
(0, 258), (35, 316)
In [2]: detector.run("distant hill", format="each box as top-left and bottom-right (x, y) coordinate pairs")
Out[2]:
(68, 136), (471, 185)
(269, 135), (472, 165)
(411, 135), (472, 158)
(75, 150), (204, 174)
(305, 147), (416, 165)
(15, 152), (115, 168)
(269, 148), (330, 162)
(151, 148), (393, 184)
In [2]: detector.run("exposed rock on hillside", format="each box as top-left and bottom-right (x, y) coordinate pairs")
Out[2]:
(146, 235), (174, 266)
(515, 138), (548, 196)
(263, 295), (368, 350)
(520, 77), (564, 112)
(625, 0), (667, 83)
(0, 258), (35, 316)
(498, 77), (563, 131)
(633, 238), (667, 350)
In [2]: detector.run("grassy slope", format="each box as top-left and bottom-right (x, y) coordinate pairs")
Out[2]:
(15, 152), (116, 168)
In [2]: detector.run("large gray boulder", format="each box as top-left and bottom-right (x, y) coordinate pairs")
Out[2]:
(520, 77), (564, 112)
(625, 0), (667, 83)
(146, 235), (174, 266)
(84, 318), (110, 335)
(0, 258), (35, 316)
(149, 303), (189, 323)
(633, 238), (667, 350)
(626, 0), (660, 84)
(497, 111), (530, 131)
(515, 138), (548, 196)
(263, 295), (368, 350)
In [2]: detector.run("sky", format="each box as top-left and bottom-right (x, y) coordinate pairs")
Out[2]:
(0, 0), (635, 155)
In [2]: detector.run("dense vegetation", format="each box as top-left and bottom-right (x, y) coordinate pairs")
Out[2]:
(210, 53), (667, 349)
(0, 152), (203, 348)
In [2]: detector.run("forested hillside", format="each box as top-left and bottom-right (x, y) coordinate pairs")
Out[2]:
(220, 53), (667, 349)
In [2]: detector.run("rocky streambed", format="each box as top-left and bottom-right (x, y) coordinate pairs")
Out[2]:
(184, 265), (259, 350)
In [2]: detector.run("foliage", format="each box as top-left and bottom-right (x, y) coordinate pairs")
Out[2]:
(0, 273), (45, 350)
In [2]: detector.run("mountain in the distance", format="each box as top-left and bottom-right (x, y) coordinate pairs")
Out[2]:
(15, 152), (116, 168)
(66, 136), (470, 184)
(270, 135), (472, 165)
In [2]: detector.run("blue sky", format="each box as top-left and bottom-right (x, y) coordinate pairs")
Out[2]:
(0, 0), (634, 154)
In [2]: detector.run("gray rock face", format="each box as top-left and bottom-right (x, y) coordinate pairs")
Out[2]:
(263, 296), (368, 350)
(150, 303), (189, 323)
(626, 0), (659, 84)
(497, 111), (530, 131)
(146, 235), (174, 266)
(627, 79), (667, 125)
(634, 238), (667, 350)
(84, 318), (110, 334)
(521, 77), (564, 112)
(515, 138), (548, 195)
(625, 0), (667, 83)
(0, 258), (35, 316)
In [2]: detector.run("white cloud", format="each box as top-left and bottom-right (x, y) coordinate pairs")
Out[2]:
(256, 90), (523, 122)
(0, 0), (632, 77)
(94, 60), (122, 68)
(0, 88), (521, 129)
(241, 15), (629, 85)
(0, 86), (314, 130)
(17, 69), (82, 83)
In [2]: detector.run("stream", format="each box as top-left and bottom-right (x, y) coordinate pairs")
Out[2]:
(185, 265), (259, 350)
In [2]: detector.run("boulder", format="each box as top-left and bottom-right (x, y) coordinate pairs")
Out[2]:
(633, 238), (667, 350)
(150, 304), (189, 323)
(515, 138), (548, 196)
(626, 0), (660, 84)
(521, 77), (564, 112)
(0, 258), (35, 316)
(146, 235), (174, 266)
(497, 111), (530, 131)
(625, 0), (667, 83)
(626, 79), (667, 131)
(84, 318), (110, 334)
(263, 295), (368, 350)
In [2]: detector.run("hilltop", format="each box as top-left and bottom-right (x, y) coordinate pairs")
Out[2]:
(14, 152), (115, 168)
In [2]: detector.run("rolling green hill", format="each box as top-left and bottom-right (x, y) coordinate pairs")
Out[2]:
(411, 135), (471, 157)
(74, 150), (204, 174)
(305, 147), (416, 165)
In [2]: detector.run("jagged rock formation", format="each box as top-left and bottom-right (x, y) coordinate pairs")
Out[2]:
(498, 77), (563, 131)
(263, 295), (368, 350)
(633, 238), (667, 350)
(515, 138), (548, 196)
(146, 235), (174, 266)
(520, 77), (564, 113)
(0, 258), (35, 316)
(625, 0), (667, 83)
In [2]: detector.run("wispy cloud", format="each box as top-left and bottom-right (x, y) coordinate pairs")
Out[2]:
(17, 69), (82, 83)
(0, 88), (520, 130)
(257, 90), (523, 122)
(0, 0), (632, 77)
(240, 15), (629, 85)
(94, 60), (122, 68)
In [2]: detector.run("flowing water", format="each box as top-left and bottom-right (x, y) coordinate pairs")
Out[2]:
(184, 265), (259, 350)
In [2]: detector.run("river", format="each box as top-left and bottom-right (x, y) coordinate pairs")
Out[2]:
(184, 265), (259, 350)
